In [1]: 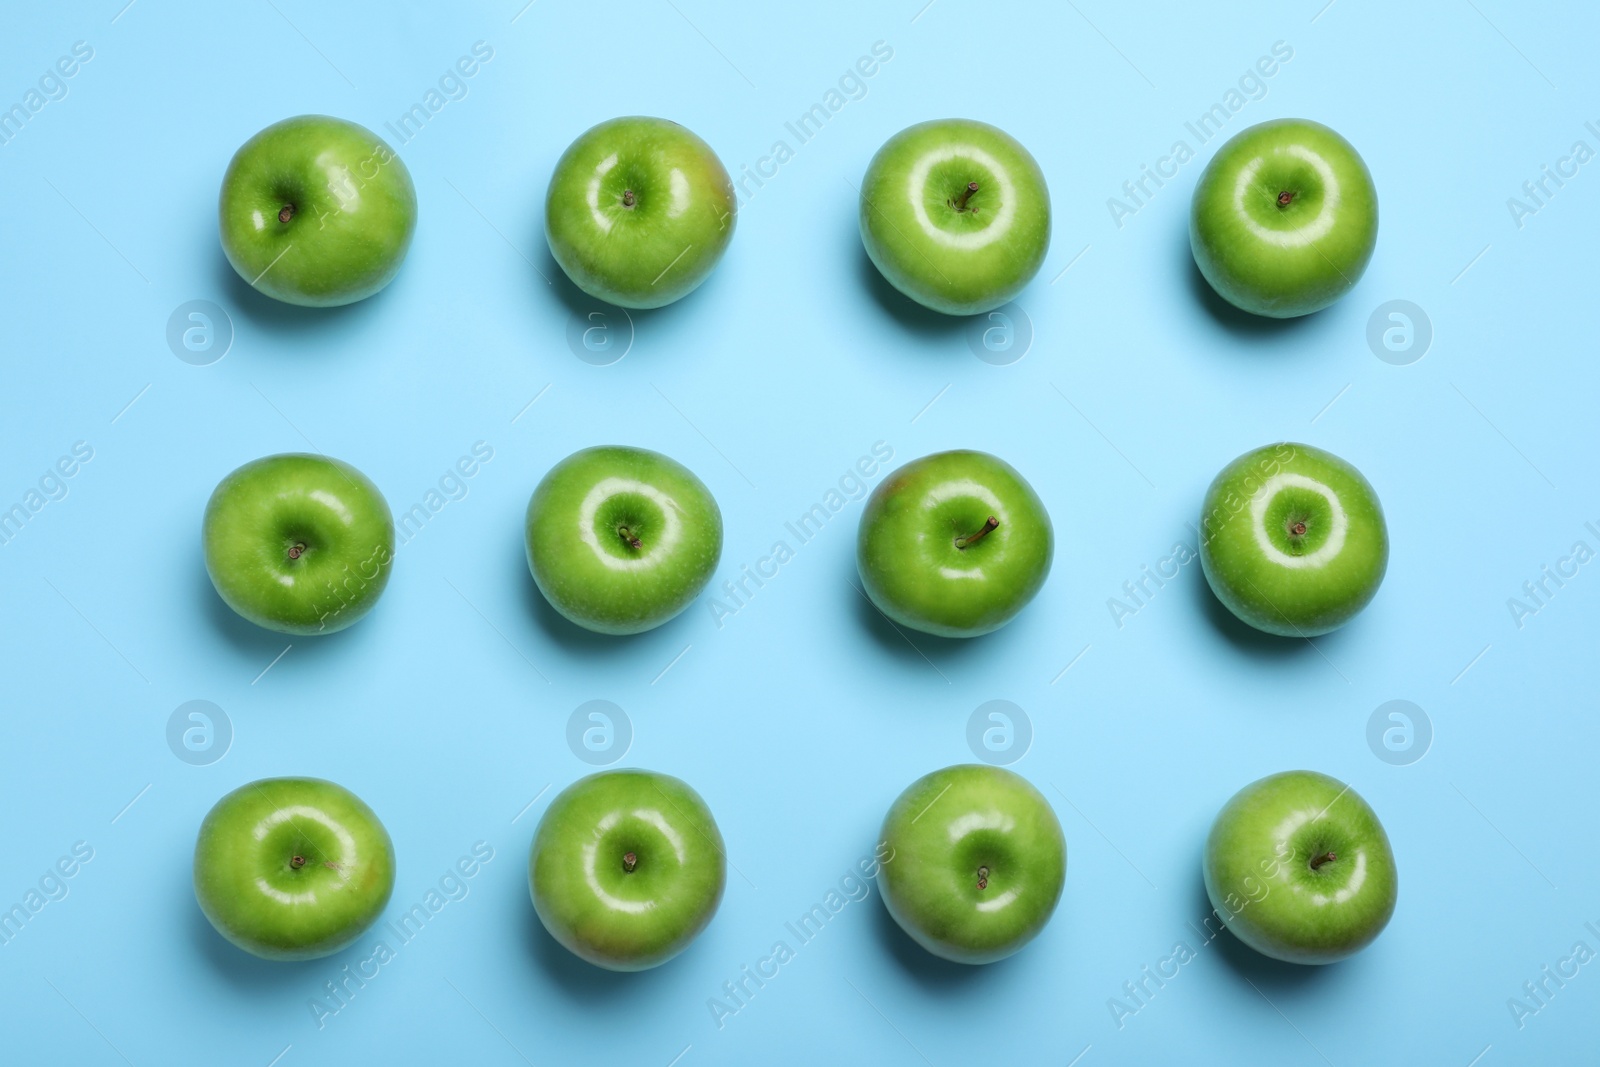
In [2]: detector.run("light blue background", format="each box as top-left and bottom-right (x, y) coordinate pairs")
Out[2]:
(2, 1), (1596, 1063)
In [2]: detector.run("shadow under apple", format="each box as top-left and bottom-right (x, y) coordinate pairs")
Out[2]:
(520, 884), (689, 1006)
(853, 243), (972, 346)
(534, 244), (722, 342)
(868, 892), (997, 991)
(1186, 558), (1328, 665)
(187, 888), (327, 993)
(213, 250), (394, 345)
(195, 564), (353, 670)
(844, 571), (988, 677)
(1178, 229), (1323, 343)
(1187, 869), (1332, 993)
(517, 538), (697, 663)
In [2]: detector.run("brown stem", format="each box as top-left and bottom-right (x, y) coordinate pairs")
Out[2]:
(622, 851), (638, 873)
(621, 189), (636, 208)
(1276, 191), (1293, 208)
(955, 516), (999, 549)
(287, 541), (307, 560)
(1309, 850), (1336, 870)
(976, 865), (989, 890)
(952, 181), (979, 211)
(289, 855), (307, 870)
(618, 526), (642, 549)
(279, 204), (296, 223)
(1288, 520), (1307, 537)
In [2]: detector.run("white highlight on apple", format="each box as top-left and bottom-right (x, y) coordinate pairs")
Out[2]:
(667, 168), (691, 218)
(309, 488), (354, 525)
(586, 152), (620, 233)
(578, 477), (683, 570)
(923, 479), (1005, 580)
(1308, 851), (1366, 907)
(1232, 144), (1340, 247)
(249, 805), (358, 904)
(1249, 473), (1346, 569)
(907, 145), (1015, 251)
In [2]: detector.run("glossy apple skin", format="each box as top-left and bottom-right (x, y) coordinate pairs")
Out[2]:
(203, 453), (395, 636)
(525, 446), (722, 635)
(1199, 442), (1387, 637)
(545, 117), (736, 309)
(879, 764), (1065, 964)
(219, 115), (416, 307)
(1204, 770), (1397, 964)
(1190, 118), (1377, 318)
(859, 119), (1050, 316)
(194, 777), (395, 961)
(857, 450), (1052, 638)
(530, 769), (726, 971)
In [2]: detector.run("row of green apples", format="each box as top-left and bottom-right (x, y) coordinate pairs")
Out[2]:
(203, 440), (1386, 642)
(220, 114), (1378, 318)
(197, 765), (1395, 970)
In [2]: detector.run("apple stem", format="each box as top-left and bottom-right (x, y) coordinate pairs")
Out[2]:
(955, 516), (999, 549)
(1309, 850), (1336, 870)
(976, 865), (989, 890)
(952, 181), (979, 212)
(279, 204), (296, 224)
(622, 189), (636, 208)
(1276, 190), (1293, 208)
(289, 855), (306, 870)
(622, 851), (638, 873)
(287, 541), (307, 560)
(617, 526), (643, 550)
(1288, 521), (1307, 537)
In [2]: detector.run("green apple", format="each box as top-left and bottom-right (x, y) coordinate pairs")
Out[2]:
(219, 115), (416, 307)
(1189, 118), (1378, 318)
(879, 764), (1065, 964)
(203, 453), (395, 635)
(1204, 770), (1398, 964)
(857, 450), (1052, 638)
(530, 769), (725, 971)
(859, 119), (1050, 316)
(545, 117), (736, 309)
(194, 777), (395, 961)
(525, 446), (721, 635)
(1199, 442), (1387, 636)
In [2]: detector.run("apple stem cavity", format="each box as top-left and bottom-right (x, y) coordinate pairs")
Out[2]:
(289, 855), (306, 870)
(952, 181), (980, 212)
(279, 203), (296, 224)
(617, 526), (643, 550)
(1309, 850), (1337, 870)
(1288, 520), (1307, 537)
(287, 541), (307, 560)
(955, 516), (999, 550)
(622, 851), (638, 873)
(621, 189), (636, 209)
(1276, 190), (1294, 208)
(976, 865), (989, 890)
